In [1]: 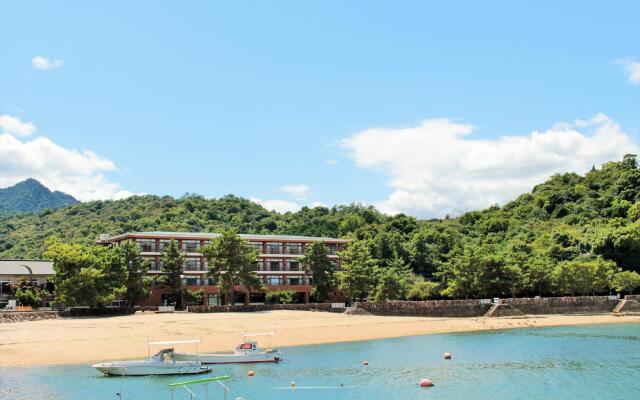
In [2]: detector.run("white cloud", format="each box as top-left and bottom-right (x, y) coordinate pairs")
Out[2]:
(310, 201), (327, 208)
(0, 133), (136, 201)
(617, 59), (640, 84)
(325, 159), (339, 165)
(31, 56), (63, 70)
(342, 114), (639, 218)
(0, 115), (37, 137)
(279, 184), (310, 199)
(250, 197), (301, 213)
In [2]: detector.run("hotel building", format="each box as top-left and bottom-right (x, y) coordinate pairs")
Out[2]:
(97, 231), (348, 306)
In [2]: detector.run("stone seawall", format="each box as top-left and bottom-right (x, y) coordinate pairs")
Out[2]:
(188, 303), (336, 313)
(359, 300), (492, 317)
(501, 296), (618, 315)
(358, 297), (623, 318)
(0, 311), (60, 323)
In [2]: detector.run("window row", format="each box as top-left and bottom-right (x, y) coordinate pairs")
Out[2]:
(135, 239), (340, 255)
(148, 258), (338, 272)
(179, 275), (310, 286)
(148, 258), (205, 272)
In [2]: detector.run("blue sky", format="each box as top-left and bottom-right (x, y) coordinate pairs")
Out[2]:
(1, 1), (639, 217)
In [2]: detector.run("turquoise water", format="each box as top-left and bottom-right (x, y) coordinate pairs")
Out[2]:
(1, 323), (639, 399)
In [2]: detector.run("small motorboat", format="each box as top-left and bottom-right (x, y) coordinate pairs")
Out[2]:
(174, 332), (282, 364)
(93, 340), (211, 376)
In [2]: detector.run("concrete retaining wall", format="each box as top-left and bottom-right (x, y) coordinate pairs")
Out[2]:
(501, 296), (618, 315)
(0, 311), (60, 323)
(188, 303), (336, 313)
(358, 300), (491, 317)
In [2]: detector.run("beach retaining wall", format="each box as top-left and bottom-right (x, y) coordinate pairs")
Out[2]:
(358, 300), (491, 317)
(0, 311), (60, 323)
(501, 296), (619, 315)
(357, 297), (622, 318)
(188, 303), (336, 313)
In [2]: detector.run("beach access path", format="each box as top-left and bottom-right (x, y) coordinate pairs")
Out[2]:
(1, 310), (638, 367)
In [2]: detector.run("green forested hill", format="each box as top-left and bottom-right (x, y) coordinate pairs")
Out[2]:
(0, 179), (79, 214)
(1, 156), (638, 296)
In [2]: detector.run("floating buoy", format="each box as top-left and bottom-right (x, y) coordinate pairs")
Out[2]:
(443, 352), (452, 360)
(363, 360), (369, 365)
(247, 370), (255, 377)
(419, 378), (434, 387)
(291, 381), (296, 388)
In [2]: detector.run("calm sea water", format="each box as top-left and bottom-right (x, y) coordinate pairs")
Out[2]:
(1, 323), (638, 400)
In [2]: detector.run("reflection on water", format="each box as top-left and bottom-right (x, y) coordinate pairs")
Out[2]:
(1, 323), (639, 400)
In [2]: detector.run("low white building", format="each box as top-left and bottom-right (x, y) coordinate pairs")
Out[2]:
(0, 260), (54, 292)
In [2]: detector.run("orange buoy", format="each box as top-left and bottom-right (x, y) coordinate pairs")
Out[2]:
(419, 378), (434, 387)
(248, 370), (255, 377)
(443, 352), (452, 360)
(363, 360), (369, 365)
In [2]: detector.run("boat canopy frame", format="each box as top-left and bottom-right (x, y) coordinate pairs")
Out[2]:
(148, 339), (201, 359)
(242, 332), (276, 351)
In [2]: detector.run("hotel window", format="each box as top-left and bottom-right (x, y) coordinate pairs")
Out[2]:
(288, 260), (300, 271)
(136, 239), (156, 252)
(252, 261), (262, 271)
(326, 243), (338, 255)
(266, 276), (284, 285)
(184, 258), (202, 271)
(0, 281), (10, 294)
(182, 240), (200, 252)
(248, 242), (263, 253)
(266, 242), (283, 254)
(285, 243), (302, 254)
(183, 276), (202, 286)
(206, 277), (216, 286)
(267, 259), (282, 271)
(287, 276), (303, 285)
(159, 240), (173, 251)
(147, 259), (159, 271)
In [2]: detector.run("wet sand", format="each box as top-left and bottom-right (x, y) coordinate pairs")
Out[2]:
(1, 311), (638, 367)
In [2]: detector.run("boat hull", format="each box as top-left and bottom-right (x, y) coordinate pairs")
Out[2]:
(174, 352), (281, 364)
(93, 361), (211, 376)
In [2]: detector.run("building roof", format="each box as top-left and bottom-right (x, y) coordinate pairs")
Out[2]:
(0, 260), (54, 275)
(97, 231), (349, 244)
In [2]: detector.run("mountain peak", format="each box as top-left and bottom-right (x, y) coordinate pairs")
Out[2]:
(0, 179), (79, 214)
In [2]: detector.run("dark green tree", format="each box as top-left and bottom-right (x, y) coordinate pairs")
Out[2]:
(202, 230), (262, 305)
(552, 258), (615, 296)
(44, 238), (126, 307)
(117, 242), (152, 308)
(371, 256), (412, 302)
(160, 240), (185, 309)
(336, 240), (379, 301)
(612, 270), (640, 295)
(405, 231), (440, 276)
(302, 241), (336, 302)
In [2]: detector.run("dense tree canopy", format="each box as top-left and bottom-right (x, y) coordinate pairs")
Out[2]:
(202, 229), (262, 304)
(2, 156), (639, 300)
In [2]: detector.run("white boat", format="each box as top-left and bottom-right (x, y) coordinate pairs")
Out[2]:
(174, 333), (282, 364)
(93, 340), (211, 376)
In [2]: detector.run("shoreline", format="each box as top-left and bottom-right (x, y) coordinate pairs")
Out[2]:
(1, 311), (638, 367)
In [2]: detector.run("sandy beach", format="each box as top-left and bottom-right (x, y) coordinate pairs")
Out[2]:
(1, 311), (638, 367)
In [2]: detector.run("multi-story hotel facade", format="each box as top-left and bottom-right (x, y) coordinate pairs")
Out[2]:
(97, 231), (349, 306)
